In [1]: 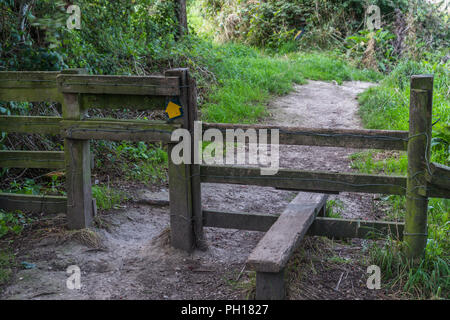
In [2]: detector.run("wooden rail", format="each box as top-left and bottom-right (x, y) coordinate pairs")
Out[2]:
(203, 123), (409, 150)
(60, 119), (180, 142)
(0, 193), (67, 214)
(0, 116), (62, 134)
(0, 151), (65, 169)
(203, 210), (404, 240)
(57, 74), (180, 96)
(200, 165), (407, 195)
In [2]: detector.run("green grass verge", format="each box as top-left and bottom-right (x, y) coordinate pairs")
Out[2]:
(186, 39), (381, 124)
(355, 58), (449, 298)
(0, 249), (15, 286)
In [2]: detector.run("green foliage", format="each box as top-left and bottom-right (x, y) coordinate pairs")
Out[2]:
(325, 199), (344, 218)
(370, 234), (449, 299)
(191, 42), (379, 123)
(0, 209), (33, 239)
(196, 0), (410, 50)
(94, 141), (168, 184)
(91, 185), (128, 211)
(358, 58), (449, 165)
(345, 29), (397, 72)
(349, 151), (408, 175)
(0, 249), (15, 286)
(290, 51), (382, 84)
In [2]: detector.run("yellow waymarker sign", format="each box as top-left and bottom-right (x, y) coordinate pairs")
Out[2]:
(165, 101), (183, 120)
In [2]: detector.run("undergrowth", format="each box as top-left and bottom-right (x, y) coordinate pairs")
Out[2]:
(353, 59), (449, 299)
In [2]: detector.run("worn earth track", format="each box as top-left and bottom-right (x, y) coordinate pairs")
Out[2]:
(1, 80), (395, 300)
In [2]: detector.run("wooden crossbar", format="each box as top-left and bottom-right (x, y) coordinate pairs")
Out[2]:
(200, 165), (407, 195)
(202, 123), (408, 150)
(57, 74), (181, 96)
(0, 150), (65, 169)
(0, 116), (62, 134)
(60, 119), (180, 142)
(0, 193), (67, 214)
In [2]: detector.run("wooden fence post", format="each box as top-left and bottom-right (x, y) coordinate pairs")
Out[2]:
(165, 68), (204, 252)
(62, 69), (94, 229)
(405, 75), (433, 259)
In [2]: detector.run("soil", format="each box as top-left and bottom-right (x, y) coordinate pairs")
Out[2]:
(0, 80), (397, 300)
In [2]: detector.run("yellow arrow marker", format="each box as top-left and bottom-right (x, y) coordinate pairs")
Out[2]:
(165, 101), (183, 120)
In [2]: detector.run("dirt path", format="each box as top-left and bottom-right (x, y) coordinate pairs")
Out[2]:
(1, 80), (392, 300)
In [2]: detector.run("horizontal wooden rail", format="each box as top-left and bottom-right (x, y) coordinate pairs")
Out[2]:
(57, 74), (181, 96)
(80, 94), (166, 111)
(0, 193), (67, 214)
(0, 70), (84, 102)
(425, 162), (450, 195)
(0, 71), (62, 102)
(202, 123), (408, 150)
(60, 119), (180, 142)
(0, 116), (62, 134)
(203, 210), (279, 232)
(200, 165), (407, 195)
(203, 210), (404, 240)
(0, 151), (65, 169)
(308, 217), (404, 240)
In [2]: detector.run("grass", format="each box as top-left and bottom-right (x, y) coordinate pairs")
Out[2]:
(184, 39), (381, 124)
(325, 199), (344, 218)
(91, 185), (129, 211)
(0, 209), (32, 288)
(0, 249), (15, 286)
(349, 149), (449, 298)
(355, 57), (449, 299)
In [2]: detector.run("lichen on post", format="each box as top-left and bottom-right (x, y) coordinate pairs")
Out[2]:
(404, 75), (434, 260)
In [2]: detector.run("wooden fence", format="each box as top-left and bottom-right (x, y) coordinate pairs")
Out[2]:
(0, 71), (449, 261)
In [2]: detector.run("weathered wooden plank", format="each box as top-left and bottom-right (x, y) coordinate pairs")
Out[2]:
(60, 119), (179, 142)
(167, 143), (195, 252)
(0, 71), (59, 84)
(203, 210), (404, 240)
(425, 162), (450, 192)
(80, 94), (166, 111)
(57, 74), (180, 96)
(62, 69), (94, 230)
(202, 123), (408, 150)
(0, 116), (62, 134)
(405, 75), (433, 259)
(256, 270), (285, 300)
(247, 193), (327, 273)
(165, 68), (203, 251)
(307, 217), (404, 240)
(0, 71), (62, 102)
(0, 150), (65, 169)
(200, 165), (407, 195)
(203, 210), (278, 232)
(0, 193), (67, 214)
(423, 184), (450, 199)
(0, 88), (62, 103)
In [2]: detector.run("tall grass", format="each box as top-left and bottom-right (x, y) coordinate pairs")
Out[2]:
(357, 58), (449, 299)
(190, 40), (381, 123)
